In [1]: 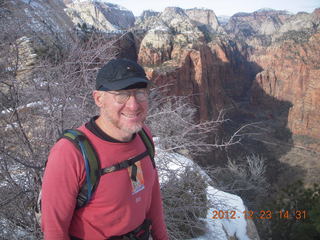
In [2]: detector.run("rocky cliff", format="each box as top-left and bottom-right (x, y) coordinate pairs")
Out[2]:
(1, 0), (75, 83)
(185, 8), (220, 32)
(135, 7), (232, 121)
(9, 0), (74, 36)
(131, 7), (320, 186)
(243, 9), (320, 144)
(225, 9), (290, 39)
(252, 32), (320, 139)
(200, 9), (320, 149)
(223, 9), (320, 185)
(65, 1), (135, 31)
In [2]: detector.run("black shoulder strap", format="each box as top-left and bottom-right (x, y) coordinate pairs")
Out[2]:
(100, 128), (156, 175)
(138, 128), (156, 168)
(61, 129), (101, 208)
(59, 128), (155, 208)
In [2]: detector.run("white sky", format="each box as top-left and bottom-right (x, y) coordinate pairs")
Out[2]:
(107, 0), (319, 16)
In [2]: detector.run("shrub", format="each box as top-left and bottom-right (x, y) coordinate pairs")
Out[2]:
(162, 167), (208, 239)
(268, 181), (320, 240)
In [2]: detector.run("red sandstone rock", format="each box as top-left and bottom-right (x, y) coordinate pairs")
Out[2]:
(143, 43), (231, 121)
(251, 33), (320, 144)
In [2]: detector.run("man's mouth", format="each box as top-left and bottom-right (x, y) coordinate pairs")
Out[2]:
(121, 113), (140, 119)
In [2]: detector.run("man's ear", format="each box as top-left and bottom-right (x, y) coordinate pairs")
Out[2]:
(93, 90), (104, 107)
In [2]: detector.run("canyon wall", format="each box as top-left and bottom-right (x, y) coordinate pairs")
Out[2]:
(132, 7), (320, 185)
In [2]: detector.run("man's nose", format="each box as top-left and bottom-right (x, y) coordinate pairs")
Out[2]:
(125, 94), (139, 110)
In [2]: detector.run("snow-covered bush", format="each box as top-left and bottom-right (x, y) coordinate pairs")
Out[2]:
(162, 167), (208, 239)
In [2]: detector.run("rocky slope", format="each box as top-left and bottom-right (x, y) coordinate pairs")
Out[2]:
(1, 0), (75, 82)
(65, 1), (135, 31)
(10, 0), (74, 36)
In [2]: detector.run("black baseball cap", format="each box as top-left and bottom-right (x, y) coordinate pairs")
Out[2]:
(96, 58), (150, 91)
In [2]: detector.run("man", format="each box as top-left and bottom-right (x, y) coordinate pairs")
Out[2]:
(41, 59), (168, 240)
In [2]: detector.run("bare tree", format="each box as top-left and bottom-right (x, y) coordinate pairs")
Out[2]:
(146, 85), (244, 158)
(161, 167), (208, 239)
(145, 86), (258, 239)
(210, 154), (269, 209)
(0, 11), (116, 236)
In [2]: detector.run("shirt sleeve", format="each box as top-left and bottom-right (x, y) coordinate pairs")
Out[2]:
(41, 139), (85, 240)
(146, 170), (169, 240)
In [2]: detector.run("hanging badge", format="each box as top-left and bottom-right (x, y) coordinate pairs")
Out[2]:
(128, 161), (145, 195)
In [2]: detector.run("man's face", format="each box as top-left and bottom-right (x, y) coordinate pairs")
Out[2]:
(95, 89), (149, 136)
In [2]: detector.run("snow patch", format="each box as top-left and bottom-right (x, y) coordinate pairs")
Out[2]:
(155, 147), (250, 240)
(72, 0), (130, 12)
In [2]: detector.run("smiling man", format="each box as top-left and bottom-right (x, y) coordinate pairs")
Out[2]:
(41, 59), (168, 240)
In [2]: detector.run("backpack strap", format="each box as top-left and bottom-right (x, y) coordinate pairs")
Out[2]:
(101, 151), (149, 175)
(61, 129), (101, 208)
(100, 128), (156, 180)
(138, 128), (156, 168)
(108, 219), (152, 240)
(60, 127), (155, 208)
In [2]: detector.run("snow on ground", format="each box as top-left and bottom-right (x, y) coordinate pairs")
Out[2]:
(155, 145), (249, 240)
(1, 101), (43, 115)
(196, 187), (250, 240)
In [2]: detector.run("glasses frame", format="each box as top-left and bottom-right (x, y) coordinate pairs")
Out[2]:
(107, 88), (149, 104)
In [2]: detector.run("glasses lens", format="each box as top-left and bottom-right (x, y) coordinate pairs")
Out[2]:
(114, 92), (130, 104)
(135, 90), (148, 102)
(110, 89), (148, 104)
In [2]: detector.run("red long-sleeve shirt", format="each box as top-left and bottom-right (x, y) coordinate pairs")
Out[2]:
(41, 125), (168, 240)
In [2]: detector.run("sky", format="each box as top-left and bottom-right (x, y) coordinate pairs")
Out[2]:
(106, 0), (319, 16)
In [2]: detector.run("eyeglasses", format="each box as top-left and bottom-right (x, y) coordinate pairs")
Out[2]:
(107, 89), (149, 104)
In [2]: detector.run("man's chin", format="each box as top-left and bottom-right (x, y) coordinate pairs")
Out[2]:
(121, 123), (143, 135)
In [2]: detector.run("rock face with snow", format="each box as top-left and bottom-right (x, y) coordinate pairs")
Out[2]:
(1, 0), (75, 84)
(139, 10), (160, 21)
(65, 0), (135, 31)
(15, 37), (38, 81)
(185, 8), (220, 32)
(11, 0), (74, 35)
(159, 7), (205, 39)
(135, 7), (231, 121)
(225, 9), (291, 38)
